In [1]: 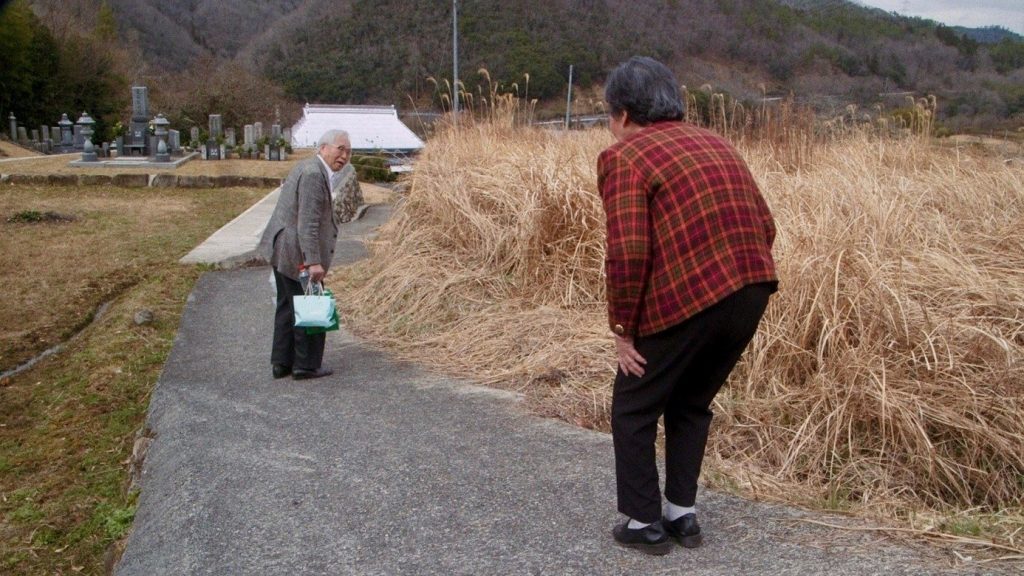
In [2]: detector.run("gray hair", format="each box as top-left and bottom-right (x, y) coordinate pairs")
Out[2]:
(317, 129), (350, 149)
(604, 56), (684, 126)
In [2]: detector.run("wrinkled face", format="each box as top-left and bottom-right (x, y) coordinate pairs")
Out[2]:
(319, 135), (351, 171)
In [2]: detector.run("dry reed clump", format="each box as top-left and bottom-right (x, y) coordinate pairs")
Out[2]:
(333, 123), (1024, 551)
(334, 122), (618, 427)
(718, 133), (1024, 541)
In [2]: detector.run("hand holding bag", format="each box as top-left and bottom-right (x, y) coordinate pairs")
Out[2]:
(293, 281), (336, 328)
(305, 288), (340, 334)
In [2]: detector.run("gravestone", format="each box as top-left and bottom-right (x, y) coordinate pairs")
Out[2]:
(17, 126), (28, 143)
(58, 114), (74, 149)
(225, 127), (236, 147)
(73, 125), (84, 149)
(190, 127), (200, 147)
(8, 113), (16, 141)
(102, 142), (110, 158)
(271, 124), (281, 141)
(243, 124), (254, 152)
(283, 127), (292, 145)
(30, 129), (39, 143)
(209, 114), (223, 139)
(39, 126), (49, 143)
(50, 126), (60, 143)
(205, 139), (221, 160)
(124, 86), (151, 156)
(253, 122), (263, 141)
(168, 130), (180, 152)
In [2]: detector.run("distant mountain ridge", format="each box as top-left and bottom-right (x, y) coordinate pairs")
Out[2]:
(953, 26), (1023, 44)
(36, 0), (1024, 130)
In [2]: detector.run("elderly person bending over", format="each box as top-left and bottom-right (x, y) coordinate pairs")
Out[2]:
(258, 129), (351, 381)
(598, 57), (778, 555)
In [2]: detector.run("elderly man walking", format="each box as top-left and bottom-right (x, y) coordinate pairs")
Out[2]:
(259, 129), (351, 380)
(597, 57), (778, 555)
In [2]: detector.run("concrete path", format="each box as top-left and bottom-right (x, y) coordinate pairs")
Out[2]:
(117, 202), (991, 575)
(179, 186), (283, 268)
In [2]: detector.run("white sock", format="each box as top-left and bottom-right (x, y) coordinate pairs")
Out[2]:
(665, 501), (696, 521)
(627, 518), (652, 529)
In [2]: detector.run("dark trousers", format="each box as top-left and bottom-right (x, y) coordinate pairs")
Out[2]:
(271, 268), (326, 371)
(612, 282), (773, 523)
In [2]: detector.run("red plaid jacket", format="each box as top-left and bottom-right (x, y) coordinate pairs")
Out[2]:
(598, 121), (777, 337)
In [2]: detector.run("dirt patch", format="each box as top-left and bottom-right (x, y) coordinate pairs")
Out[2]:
(6, 209), (77, 224)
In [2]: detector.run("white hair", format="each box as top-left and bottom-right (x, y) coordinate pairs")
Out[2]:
(317, 129), (350, 149)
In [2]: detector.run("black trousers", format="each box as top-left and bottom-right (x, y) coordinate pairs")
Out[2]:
(271, 268), (326, 371)
(612, 282), (773, 523)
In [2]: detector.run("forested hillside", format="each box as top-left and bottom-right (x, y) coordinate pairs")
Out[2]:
(5, 0), (1024, 133)
(253, 0), (1024, 129)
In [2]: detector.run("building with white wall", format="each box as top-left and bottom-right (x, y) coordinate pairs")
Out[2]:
(290, 104), (424, 153)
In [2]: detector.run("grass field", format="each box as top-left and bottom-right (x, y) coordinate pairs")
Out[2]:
(0, 185), (265, 574)
(332, 121), (1024, 561)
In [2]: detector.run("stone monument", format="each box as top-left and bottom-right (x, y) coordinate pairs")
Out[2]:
(243, 124), (254, 153)
(153, 114), (170, 162)
(208, 114), (222, 139)
(124, 86), (151, 156)
(58, 113), (73, 150)
(78, 112), (97, 162)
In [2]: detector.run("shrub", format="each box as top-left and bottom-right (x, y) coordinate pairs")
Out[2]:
(350, 154), (396, 182)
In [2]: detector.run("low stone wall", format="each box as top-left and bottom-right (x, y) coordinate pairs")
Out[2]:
(0, 173), (283, 188)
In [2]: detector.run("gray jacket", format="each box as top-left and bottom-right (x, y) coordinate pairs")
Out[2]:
(258, 155), (339, 280)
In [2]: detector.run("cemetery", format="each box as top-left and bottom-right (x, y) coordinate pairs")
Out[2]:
(2, 85), (299, 178)
(0, 86), (423, 193)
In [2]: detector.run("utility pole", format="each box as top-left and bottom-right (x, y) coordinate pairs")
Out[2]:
(452, 0), (459, 123)
(565, 64), (574, 129)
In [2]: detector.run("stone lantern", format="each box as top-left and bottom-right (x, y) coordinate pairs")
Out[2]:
(152, 113), (171, 162)
(77, 112), (97, 162)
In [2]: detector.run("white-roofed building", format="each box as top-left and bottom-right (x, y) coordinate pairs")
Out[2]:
(290, 104), (425, 153)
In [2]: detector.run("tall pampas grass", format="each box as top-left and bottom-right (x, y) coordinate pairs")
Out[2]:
(332, 117), (1024, 555)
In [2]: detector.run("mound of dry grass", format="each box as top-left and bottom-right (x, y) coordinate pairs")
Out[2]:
(333, 121), (1024, 553)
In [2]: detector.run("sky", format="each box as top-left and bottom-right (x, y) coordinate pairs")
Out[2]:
(855, 1), (1024, 35)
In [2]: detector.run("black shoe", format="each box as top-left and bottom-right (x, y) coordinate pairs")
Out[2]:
(292, 367), (334, 380)
(663, 513), (703, 548)
(272, 364), (292, 379)
(611, 520), (674, 555)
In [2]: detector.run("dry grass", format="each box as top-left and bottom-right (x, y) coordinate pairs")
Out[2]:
(0, 140), (42, 159)
(0, 149), (314, 178)
(0, 185), (266, 372)
(332, 120), (1024, 558)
